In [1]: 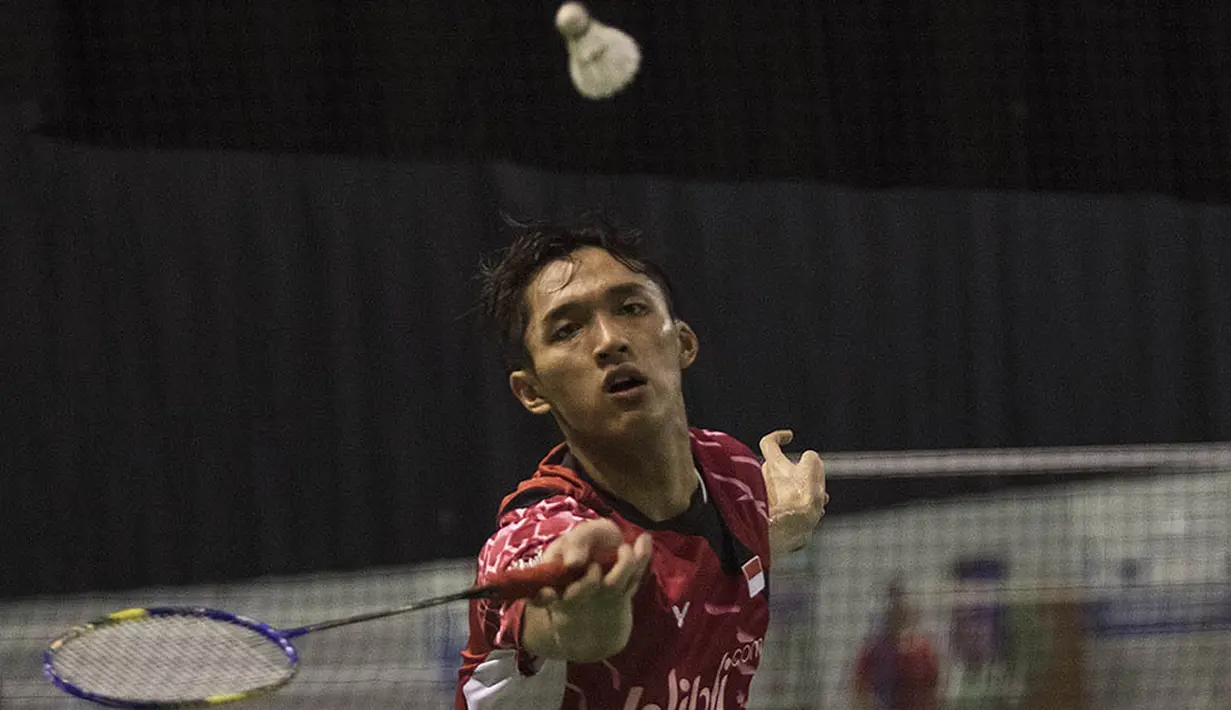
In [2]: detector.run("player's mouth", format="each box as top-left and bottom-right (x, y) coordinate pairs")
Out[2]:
(602, 365), (648, 398)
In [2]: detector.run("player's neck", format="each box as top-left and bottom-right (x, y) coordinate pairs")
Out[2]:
(566, 416), (697, 522)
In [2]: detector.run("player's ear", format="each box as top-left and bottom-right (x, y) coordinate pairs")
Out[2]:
(509, 369), (552, 415)
(676, 321), (699, 370)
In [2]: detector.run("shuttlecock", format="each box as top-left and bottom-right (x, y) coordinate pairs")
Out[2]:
(555, 2), (641, 100)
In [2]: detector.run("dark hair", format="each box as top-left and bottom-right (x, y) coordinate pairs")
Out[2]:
(478, 217), (677, 370)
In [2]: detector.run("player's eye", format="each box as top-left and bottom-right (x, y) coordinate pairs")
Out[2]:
(619, 301), (649, 316)
(550, 323), (581, 342)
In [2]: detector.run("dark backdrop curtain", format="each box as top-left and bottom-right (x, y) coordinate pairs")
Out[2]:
(2, 129), (1229, 597)
(32, 0), (1231, 202)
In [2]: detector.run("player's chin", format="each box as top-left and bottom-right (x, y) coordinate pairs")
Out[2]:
(609, 409), (668, 440)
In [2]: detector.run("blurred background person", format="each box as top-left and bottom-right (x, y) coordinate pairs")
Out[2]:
(853, 577), (941, 710)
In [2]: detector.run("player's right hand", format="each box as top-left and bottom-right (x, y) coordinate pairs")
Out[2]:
(530, 518), (652, 607)
(524, 518), (652, 661)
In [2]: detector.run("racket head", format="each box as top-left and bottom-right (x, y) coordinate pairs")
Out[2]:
(44, 606), (299, 708)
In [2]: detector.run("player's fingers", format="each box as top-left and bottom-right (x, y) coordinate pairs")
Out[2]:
(601, 540), (634, 587)
(552, 521), (611, 568)
(561, 519), (624, 568)
(799, 449), (826, 494)
(560, 538), (587, 569)
(541, 534), (569, 564)
(759, 429), (793, 462)
(627, 533), (653, 585)
(561, 560), (605, 602)
(625, 535), (653, 586)
(529, 586), (560, 607)
(632, 531), (652, 560)
(603, 536), (650, 597)
(547, 534), (583, 570)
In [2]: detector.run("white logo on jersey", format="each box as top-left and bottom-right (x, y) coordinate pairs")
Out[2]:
(671, 602), (690, 627)
(621, 636), (764, 710)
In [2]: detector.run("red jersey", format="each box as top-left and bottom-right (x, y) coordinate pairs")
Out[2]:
(853, 631), (940, 710)
(456, 428), (772, 710)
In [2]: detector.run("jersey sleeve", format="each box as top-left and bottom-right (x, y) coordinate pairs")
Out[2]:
(694, 428), (773, 570)
(472, 494), (602, 675)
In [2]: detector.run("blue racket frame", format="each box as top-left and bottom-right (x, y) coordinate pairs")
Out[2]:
(44, 606), (300, 709)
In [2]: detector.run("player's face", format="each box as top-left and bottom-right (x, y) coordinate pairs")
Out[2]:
(509, 247), (698, 440)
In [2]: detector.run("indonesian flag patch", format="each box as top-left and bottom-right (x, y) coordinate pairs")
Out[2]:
(742, 555), (765, 598)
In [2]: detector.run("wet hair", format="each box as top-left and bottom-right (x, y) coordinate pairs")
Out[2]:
(478, 216), (677, 370)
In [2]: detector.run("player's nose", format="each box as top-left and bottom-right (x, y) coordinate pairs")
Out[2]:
(592, 315), (631, 363)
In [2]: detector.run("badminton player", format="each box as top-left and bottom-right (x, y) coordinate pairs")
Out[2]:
(456, 219), (827, 709)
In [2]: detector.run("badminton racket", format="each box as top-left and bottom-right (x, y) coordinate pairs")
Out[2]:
(44, 550), (617, 708)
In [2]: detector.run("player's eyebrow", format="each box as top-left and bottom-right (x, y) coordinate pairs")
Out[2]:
(539, 282), (654, 327)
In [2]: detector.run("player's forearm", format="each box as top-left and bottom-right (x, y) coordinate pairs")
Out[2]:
(522, 599), (634, 662)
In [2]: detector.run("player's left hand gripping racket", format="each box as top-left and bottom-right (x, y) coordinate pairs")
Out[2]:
(44, 551), (616, 708)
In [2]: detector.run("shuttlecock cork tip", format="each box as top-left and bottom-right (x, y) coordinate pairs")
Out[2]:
(556, 2), (591, 38)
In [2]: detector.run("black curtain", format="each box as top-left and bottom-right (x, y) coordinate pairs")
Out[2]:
(2, 0), (1230, 598)
(34, 0), (1231, 203)
(3, 134), (1229, 597)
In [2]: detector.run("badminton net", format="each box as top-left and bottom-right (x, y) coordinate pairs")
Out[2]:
(1, 443), (1228, 709)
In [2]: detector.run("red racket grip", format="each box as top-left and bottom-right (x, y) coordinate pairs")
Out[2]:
(487, 547), (621, 602)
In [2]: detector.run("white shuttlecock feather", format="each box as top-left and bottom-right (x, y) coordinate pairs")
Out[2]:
(555, 2), (641, 100)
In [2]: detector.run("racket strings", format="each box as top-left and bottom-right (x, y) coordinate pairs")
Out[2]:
(50, 614), (293, 702)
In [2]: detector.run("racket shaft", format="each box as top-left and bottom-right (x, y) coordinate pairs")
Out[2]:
(287, 589), (475, 637)
(288, 549), (618, 636)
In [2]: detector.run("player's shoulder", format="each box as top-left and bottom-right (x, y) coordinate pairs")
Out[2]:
(478, 493), (599, 577)
(496, 489), (598, 528)
(690, 427), (758, 459)
(690, 427), (768, 509)
(690, 427), (763, 479)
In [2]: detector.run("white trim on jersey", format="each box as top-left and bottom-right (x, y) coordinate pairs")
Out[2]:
(462, 649), (567, 709)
